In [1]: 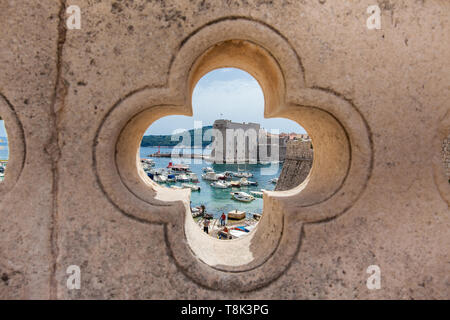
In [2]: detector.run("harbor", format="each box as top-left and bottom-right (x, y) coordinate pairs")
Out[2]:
(140, 146), (281, 238)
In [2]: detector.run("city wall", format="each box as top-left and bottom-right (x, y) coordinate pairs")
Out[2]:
(276, 140), (313, 191)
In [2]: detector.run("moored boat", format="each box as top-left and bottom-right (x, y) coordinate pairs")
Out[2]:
(202, 171), (218, 181)
(230, 191), (255, 202)
(250, 191), (263, 198)
(176, 173), (190, 182)
(240, 177), (258, 186)
(230, 180), (241, 188)
(188, 172), (199, 182)
(182, 183), (201, 191)
(211, 181), (230, 189)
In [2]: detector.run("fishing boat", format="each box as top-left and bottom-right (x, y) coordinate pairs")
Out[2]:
(141, 158), (155, 166)
(167, 162), (190, 172)
(240, 177), (257, 186)
(241, 171), (253, 178)
(202, 171), (218, 181)
(188, 172), (199, 182)
(176, 173), (190, 182)
(150, 168), (165, 175)
(253, 213), (262, 220)
(191, 207), (203, 218)
(160, 175), (168, 183)
(202, 167), (214, 173)
(211, 181), (230, 189)
(230, 180), (241, 188)
(269, 178), (278, 184)
(167, 174), (176, 182)
(233, 171), (253, 178)
(230, 192), (255, 202)
(223, 171), (233, 180)
(227, 209), (246, 220)
(250, 191), (263, 198)
(182, 183), (201, 191)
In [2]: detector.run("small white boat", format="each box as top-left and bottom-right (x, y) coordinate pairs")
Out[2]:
(250, 191), (263, 198)
(182, 183), (201, 191)
(241, 172), (253, 178)
(230, 191), (255, 202)
(176, 174), (190, 182)
(141, 158), (155, 166)
(270, 178), (278, 184)
(211, 181), (230, 189)
(240, 177), (250, 186)
(240, 178), (258, 186)
(188, 173), (199, 182)
(202, 172), (218, 181)
(154, 175), (167, 183)
(170, 185), (183, 190)
(202, 167), (214, 173)
(150, 168), (165, 175)
(191, 207), (203, 218)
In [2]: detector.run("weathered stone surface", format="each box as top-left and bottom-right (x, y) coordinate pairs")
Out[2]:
(0, 0), (448, 299)
(276, 140), (313, 191)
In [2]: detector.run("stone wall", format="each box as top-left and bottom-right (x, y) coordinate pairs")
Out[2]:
(0, 0), (449, 299)
(276, 140), (313, 191)
(443, 135), (450, 181)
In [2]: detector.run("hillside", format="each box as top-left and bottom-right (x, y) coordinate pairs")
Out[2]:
(140, 126), (213, 147)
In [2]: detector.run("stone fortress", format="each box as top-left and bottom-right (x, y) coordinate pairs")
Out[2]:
(210, 119), (287, 163)
(0, 1), (448, 299)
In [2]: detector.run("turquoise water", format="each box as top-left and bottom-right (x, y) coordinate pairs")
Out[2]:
(139, 146), (281, 218)
(0, 138), (7, 160)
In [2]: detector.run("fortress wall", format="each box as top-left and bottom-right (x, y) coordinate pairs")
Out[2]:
(276, 140), (313, 191)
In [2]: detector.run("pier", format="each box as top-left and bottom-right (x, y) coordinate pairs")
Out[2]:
(148, 153), (209, 160)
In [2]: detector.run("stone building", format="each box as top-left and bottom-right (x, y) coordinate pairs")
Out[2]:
(210, 119), (287, 163)
(0, 1), (448, 300)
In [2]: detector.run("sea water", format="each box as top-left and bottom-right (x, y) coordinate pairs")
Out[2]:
(139, 146), (281, 218)
(0, 137), (7, 160)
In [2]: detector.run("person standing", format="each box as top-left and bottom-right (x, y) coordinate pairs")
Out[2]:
(220, 212), (226, 226)
(203, 219), (210, 234)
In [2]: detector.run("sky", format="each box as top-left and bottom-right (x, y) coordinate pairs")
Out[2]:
(145, 68), (306, 135)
